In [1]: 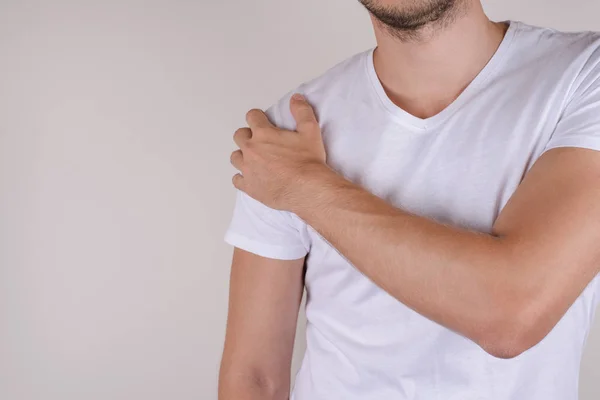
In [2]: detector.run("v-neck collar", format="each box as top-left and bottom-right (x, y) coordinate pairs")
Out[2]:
(365, 20), (522, 131)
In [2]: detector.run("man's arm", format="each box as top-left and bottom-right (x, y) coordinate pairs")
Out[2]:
(219, 249), (304, 400)
(231, 95), (600, 359)
(291, 146), (600, 359)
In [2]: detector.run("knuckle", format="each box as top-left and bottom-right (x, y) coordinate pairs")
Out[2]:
(262, 127), (277, 137)
(304, 119), (318, 129)
(300, 105), (315, 115)
(299, 120), (318, 132)
(233, 128), (251, 146)
(236, 127), (250, 135)
(243, 140), (255, 152)
(246, 108), (261, 120)
(232, 174), (242, 187)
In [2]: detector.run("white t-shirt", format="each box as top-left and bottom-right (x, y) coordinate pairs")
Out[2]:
(225, 21), (600, 400)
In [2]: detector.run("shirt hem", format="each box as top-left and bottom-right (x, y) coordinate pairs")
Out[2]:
(542, 138), (600, 155)
(224, 231), (308, 261)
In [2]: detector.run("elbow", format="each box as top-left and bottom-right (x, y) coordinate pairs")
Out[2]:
(476, 303), (551, 360)
(479, 333), (532, 360)
(219, 366), (288, 400)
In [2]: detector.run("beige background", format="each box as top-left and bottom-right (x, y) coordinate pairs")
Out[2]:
(1, 0), (599, 399)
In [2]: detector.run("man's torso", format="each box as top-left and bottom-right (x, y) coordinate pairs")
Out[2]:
(263, 21), (600, 400)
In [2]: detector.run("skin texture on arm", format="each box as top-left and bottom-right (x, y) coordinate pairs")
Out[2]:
(230, 96), (600, 359)
(292, 146), (600, 359)
(219, 249), (305, 400)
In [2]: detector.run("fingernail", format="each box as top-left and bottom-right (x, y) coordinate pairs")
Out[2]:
(292, 93), (305, 102)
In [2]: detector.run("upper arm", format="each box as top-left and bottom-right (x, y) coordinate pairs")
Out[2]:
(219, 94), (311, 397)
(224, 97), (311, 261)
(221, 98), (310, 395)
(490, 50), (600, 349)
(491, 147), (600, 350)
(219, 248), (305, 399)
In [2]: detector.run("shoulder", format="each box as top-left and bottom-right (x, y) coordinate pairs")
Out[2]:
(514, 21), (600, 52)
(265, 50), (371, 130)
(513, 21), (600, 73)
(501, 22), (600, 104)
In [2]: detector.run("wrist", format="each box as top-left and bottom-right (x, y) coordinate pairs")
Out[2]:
(288, 162), (341, 218)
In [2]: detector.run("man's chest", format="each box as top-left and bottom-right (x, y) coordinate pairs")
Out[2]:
(325, 124), (545, 231)
(319, 102), (559, 232)
(302, 98), (565, 320)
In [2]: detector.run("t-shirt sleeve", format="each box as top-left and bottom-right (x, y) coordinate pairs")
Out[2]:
(543, 45), (600, 154)
(225, 191), (310, 260)
(224, 93), (311, 260)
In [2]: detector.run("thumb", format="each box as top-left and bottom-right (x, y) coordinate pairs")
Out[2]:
(290, 93), (320, 136)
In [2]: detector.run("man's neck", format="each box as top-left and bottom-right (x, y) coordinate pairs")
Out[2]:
(371, 3), (508, 119)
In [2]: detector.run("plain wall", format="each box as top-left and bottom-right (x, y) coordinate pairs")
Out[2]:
(1, 0), (599, 399)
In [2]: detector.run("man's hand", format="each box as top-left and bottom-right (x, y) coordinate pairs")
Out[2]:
(230, 94), (328, 211)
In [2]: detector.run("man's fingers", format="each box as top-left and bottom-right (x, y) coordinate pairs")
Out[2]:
(290, 93), (319, 135)
(230, 150), (243, 171)
(232, 173), (245, 191)
(246, 109), (274, 131)
(234, 127), (252, 148)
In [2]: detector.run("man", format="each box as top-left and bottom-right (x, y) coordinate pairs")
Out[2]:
(219, 0), (600, 399)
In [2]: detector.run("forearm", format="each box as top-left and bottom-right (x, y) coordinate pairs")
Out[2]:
(292, 166), (535, 350)
(232, 96), (600, 359)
